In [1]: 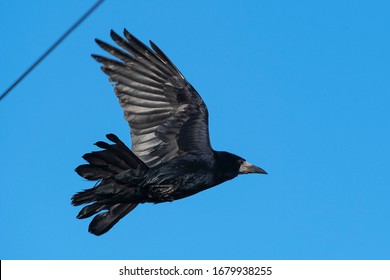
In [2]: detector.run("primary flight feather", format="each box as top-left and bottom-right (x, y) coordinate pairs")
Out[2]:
(72, 29), (267, 235)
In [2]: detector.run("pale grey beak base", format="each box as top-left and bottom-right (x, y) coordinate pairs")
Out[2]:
(239, 161), (267, 175)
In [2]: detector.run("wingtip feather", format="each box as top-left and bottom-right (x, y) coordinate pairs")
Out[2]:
(106, 133), (120, 143)
(91, 54), (102, 62)
(110, 29), (121, 42)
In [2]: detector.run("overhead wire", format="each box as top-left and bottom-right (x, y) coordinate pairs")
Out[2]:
(0, 0), (106, 101)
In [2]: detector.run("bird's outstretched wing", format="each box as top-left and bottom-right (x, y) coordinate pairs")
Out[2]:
(93, 29), (212, 168)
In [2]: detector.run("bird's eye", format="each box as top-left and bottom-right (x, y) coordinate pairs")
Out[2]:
(238, 159), (245, 165)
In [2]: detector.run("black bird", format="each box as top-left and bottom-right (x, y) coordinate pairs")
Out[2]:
(72, 29), (267, 235)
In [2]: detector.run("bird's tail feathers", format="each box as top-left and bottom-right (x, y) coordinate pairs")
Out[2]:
(72, 134), (146, 235)
(88, 203), (138, 236)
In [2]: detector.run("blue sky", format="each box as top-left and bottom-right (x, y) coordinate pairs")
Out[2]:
(1, 0), (389, 259)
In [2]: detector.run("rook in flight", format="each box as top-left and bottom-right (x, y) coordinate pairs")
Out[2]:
(72, 29), (267, 235)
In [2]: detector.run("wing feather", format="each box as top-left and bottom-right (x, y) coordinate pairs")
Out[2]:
(93, 29), (212, 167)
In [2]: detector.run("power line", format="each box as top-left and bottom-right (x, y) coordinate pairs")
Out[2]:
(0, 0), (106, 101)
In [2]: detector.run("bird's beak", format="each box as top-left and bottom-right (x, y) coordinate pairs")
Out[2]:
(239, 161), (267, 175)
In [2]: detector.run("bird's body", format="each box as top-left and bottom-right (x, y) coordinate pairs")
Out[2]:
(118, 151), (249, 202)
(72, 29), (266, 235)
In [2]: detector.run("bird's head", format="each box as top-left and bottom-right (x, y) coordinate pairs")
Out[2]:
(214, 151), (267, 183)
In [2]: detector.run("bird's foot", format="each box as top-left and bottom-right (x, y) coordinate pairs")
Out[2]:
(148, 185), (175, 202)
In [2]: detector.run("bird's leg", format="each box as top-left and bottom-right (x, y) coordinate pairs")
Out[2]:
(148, 185), (175, 202)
